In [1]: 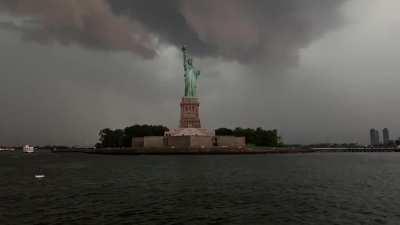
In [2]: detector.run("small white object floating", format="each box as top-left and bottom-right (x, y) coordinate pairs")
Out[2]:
(35, 174), (45, 179)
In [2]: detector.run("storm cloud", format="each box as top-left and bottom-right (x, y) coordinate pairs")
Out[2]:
(0, 0), (347, 64)
(1, 0), (398, 146)
(0, 0), (156, 58)
(110, 0), (348, 64)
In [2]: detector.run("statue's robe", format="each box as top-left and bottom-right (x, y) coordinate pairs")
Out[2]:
(185, 65), (199, 97)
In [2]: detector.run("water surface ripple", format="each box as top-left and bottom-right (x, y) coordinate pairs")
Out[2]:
(1, 152), (400, 225)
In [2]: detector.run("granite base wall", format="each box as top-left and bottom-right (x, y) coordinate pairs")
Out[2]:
(133, 137), (144, 147)
(166, 136), (213, 148)
(133, 137), (165, 148)
(166, 136), (191, 148)
(190, 136), (213, 148)
(143, 136), (165, 148)
(216, 136), (246, 148)
(134, 136), (245, 149)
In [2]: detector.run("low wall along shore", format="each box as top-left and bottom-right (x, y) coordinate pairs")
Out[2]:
(133, 136), (246, 149)
(88, 147), (317, 155)
(52, 147), (400, 155)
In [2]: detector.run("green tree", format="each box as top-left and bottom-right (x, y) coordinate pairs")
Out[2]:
(216, 127), (282, 147)
(215, 128), (233, 136)
(97, 124), (169, 148)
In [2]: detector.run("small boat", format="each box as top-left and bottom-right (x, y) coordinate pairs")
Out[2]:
(23, 145), (35, 153)
(0, 148), (15, 152)
(35, 174), (45, 179)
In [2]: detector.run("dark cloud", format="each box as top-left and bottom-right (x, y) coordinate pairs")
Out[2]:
(109, 0), (347, 64)
(0, 0), (156, 58)
(108, 0), (214, 57)
(0, 0), (346, 64)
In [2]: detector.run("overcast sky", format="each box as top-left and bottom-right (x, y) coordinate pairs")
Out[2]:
(0, 0), (399, 145)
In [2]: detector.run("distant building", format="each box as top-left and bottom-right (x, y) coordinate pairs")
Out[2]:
(370, 129), (380, 146)
(383, 128), (390, 145)
(375, 129), (380, 145)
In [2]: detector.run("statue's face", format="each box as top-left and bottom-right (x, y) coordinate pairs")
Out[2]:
(188, 58), (193, 65)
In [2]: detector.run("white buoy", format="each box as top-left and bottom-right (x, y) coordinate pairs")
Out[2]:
(35, 174), (45, 179)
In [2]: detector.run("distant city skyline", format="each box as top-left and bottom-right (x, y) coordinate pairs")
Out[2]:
(369, 128), (397, 147)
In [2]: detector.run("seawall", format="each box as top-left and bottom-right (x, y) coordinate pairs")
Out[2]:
(51, 147), (400, 155)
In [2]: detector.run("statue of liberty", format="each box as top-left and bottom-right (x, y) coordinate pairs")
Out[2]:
(182, 46), (200, 97)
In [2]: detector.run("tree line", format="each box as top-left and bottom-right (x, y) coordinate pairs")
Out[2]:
(96, 125), (169, 148)
(96, 125), (282, 148)
(215, 127), (282, 147)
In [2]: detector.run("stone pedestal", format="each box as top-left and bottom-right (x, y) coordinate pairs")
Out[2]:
(165, 97), (213, 137)
(180, 97), (201, 128)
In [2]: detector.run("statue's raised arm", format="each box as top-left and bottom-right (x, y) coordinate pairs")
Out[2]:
(182, 45), (188, 73)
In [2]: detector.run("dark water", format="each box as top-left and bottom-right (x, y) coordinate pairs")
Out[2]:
(1, 151), (400, 225)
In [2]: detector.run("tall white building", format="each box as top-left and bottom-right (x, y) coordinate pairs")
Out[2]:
(370, 129), (380, 146)
(383, 128), (390, 145)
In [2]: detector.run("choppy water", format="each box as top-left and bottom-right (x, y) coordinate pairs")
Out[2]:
(1, 151), (400, 225)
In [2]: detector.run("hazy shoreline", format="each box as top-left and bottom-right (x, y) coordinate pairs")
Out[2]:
(47, 147), (400, 155)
